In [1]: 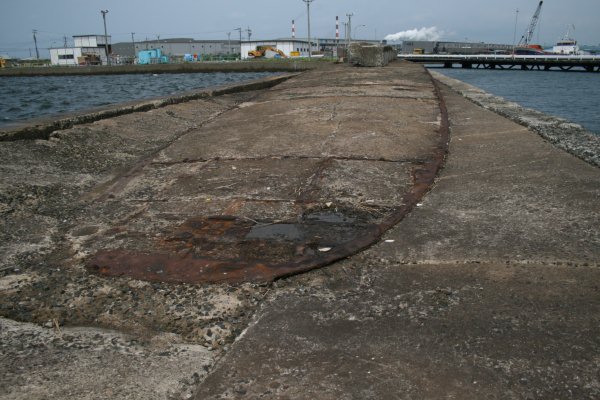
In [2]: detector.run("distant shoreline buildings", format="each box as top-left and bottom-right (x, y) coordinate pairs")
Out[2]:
(46, 35), (382, 65)
(14, 33), (598, 67)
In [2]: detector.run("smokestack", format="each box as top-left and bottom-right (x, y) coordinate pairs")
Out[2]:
(336, 16), (339, 41)
(292, 19), (296, 39)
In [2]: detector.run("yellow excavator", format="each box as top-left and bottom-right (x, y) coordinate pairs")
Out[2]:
(248, 46), (287, 58)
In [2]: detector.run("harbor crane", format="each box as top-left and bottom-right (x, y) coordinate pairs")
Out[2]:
(517, 1), (543, 47)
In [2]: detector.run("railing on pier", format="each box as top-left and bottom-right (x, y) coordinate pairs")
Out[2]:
(398, 54), (600, 72)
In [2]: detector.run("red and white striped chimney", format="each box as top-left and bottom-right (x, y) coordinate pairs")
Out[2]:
(292, 19), (296, 39)
(336, 16), (339, 41)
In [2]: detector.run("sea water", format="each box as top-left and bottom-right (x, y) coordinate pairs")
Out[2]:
(0, 72), (275, 127)
(432, 68), (600, 135)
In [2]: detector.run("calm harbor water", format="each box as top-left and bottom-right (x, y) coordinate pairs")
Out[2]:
(0, 72), (275, 127)
(432, 68), (600, 135)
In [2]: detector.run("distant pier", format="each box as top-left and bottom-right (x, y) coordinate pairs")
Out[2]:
(399, 54), (600, 72)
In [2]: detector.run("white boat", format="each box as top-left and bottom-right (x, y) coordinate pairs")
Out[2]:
(552, 25), (580, 55)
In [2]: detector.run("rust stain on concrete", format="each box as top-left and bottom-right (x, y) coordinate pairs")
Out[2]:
(87, 64), (450, 284)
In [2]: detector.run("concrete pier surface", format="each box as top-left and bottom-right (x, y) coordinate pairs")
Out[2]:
(1, 61), (599, 399)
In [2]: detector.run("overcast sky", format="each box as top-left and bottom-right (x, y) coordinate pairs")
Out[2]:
(2, 0), (599, 58)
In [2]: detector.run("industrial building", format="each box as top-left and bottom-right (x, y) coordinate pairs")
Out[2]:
(51, 34), (385, 65)
(112, 38), (241, 61)
(400, 40), (514, 55)
(241, 38), (382, 59)
(241, 39), (317, 59)
(49, 35), (111, 66)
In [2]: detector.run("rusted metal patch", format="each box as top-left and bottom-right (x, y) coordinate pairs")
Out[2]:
(87, 72), (450, 284)
(89, 211), (382, 284)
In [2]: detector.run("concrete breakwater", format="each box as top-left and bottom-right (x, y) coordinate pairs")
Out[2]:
(1, 61), (599, 399)
(0, 60), (323, 77)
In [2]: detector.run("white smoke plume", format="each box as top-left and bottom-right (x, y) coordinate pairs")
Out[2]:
(385, 27), (444, 42)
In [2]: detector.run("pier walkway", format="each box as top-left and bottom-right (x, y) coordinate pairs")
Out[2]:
(400, 53), (600, 72)
(0, 61), (598, 399)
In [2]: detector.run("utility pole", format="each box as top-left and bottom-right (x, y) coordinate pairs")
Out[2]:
(346, 13), (353, 45)
(246, 27), (252, 41)
(235, 27), (242, 57)
(512, 8), (519, 52)
(227, 32), (231, 54)
(131, 32), (136, 60)
(302, 0), (314, 59)
(100, 10), (110, 66)
(63, 35), (68, 47)
(32, 30), (39, 59)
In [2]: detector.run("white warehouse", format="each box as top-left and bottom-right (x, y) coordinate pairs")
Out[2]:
(241, 39), (318, 59)
(49, 35), (111, 66)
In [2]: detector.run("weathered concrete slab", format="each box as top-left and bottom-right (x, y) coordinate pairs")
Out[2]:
(84, 63), (444, 284)
(0, 317), (212, 400)
(2, 60), (598, 399)
(0, 62), (445, 399)
(375, 84), (600, 265)
(192, 73), (600, 399)
(195, 262), (600, 399)
(0, 87), (276, 399)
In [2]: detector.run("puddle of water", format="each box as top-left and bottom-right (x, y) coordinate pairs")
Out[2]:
(246, 223), (303, 241)
(304, 211), (356, 224)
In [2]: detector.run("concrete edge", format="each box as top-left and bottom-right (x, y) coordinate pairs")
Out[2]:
(0, 60), (322, 77)
(430, 70), (600, 168)
(0, 73), (299, 142)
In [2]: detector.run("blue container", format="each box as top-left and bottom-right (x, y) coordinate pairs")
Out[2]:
(137, 49), (163, 65)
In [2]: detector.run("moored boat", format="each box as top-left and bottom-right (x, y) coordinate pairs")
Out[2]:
(552, 25), (580, 55)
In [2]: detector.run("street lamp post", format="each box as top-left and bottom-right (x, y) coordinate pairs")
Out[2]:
(302, 0), (314, 59)
(513, 8), (520, 54)
(100, 10), (110, 66)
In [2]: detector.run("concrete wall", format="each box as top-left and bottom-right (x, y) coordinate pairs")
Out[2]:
(0, 60), (320, 77)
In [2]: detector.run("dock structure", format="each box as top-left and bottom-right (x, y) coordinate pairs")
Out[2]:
(400, 53), (600, 72)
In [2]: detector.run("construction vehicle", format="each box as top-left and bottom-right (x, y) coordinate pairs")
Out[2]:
(516, 1), (545, 54)
(412, 48), (425, 54)
(248, 46), (287, 59)
(77, 54), (102, 66)
(0, 57), (6, 68)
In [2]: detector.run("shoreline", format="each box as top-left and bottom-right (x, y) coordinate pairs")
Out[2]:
(430, 70), (600, 168)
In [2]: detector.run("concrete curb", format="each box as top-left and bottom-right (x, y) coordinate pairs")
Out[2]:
(430, 70), (600, 168)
